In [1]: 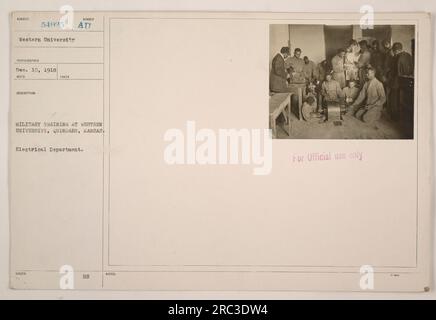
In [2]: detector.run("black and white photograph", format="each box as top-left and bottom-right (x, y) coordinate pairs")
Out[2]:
(269, 24), (415, 139)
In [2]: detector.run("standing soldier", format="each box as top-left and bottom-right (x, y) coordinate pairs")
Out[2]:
(345, 40), (360, 82)
(285, 48), (305, 83)
(388, 42), (414, 120)
(302, 56), (317, 83)
(270, 46), (292, 93)
(331, 48), (346, 88)
(357, 40), (371, 86)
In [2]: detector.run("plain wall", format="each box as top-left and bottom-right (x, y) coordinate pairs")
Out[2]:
(289, 24), (326, 63)
(269, 24), (288, 67)
(270, 24), (326, 67)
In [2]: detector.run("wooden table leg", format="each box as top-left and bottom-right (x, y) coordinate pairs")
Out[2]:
(270, 114), (277, 138)
(298, 87), (303, 121)
(287, 96), (292, 135)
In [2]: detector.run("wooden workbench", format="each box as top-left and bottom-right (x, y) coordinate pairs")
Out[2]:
(269, 93), (291, 138)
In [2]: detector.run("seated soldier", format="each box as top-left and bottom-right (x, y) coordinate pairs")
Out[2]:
(321, 72), (344, 104)
(348, 68), (386, 124)
(302, 95), (324, 123)
(342, 80), (360, 110)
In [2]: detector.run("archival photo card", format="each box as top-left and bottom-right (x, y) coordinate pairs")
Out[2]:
(9, 11), (431, 292)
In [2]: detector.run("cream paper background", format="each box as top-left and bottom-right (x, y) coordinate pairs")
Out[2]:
(1, 1), (434, 299)
(108, 17), (417, 268)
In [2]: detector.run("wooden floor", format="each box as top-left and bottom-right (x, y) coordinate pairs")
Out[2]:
(276, 111), (413, 140)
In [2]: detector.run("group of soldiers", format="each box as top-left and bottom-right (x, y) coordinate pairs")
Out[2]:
(270, 38), (414, 124)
